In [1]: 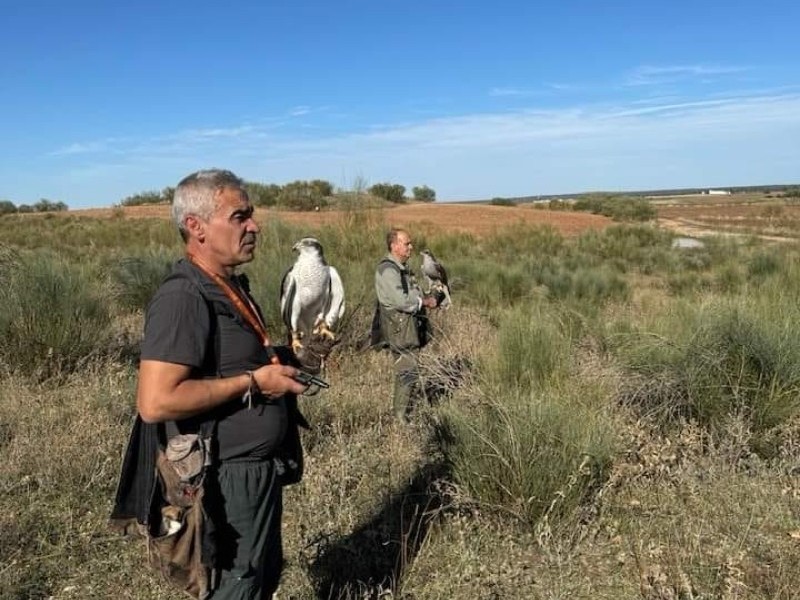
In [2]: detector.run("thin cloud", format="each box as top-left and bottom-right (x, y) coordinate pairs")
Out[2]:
(625, 64), (750, 86)
(489, 87), (543, 97)
(46, 89), (800, 204)
(50, 141), (110, 156)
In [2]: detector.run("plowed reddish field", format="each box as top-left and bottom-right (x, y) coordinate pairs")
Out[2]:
(72, 203), (612, 238)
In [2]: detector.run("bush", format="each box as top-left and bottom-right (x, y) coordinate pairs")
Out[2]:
(573, 194), (656, 222)
(485, 305), (571, 389)
(614, 303), (800, 446)
(490, 197), (516, 207)
(33, 199), (68, 212)
(369, 183), (406, 203)
(0, 250), (113, 377)
(246, 182), (281, 207)
(439, 307), (617, 527)
(412, 185), (436, 202)
(121, 189), (170, 206)
(533, 264), (629, 306)
(279, 180), (329, 211)
(110, 247), (176, 311)
(310, 179), (334, 198)
(0, 200), (16, 216)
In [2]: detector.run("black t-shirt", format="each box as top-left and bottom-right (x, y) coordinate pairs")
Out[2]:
(140, 259), (287, 461)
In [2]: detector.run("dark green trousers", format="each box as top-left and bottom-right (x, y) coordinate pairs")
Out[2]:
(392, 349), (421, 420)
(211, 459), (283, 600)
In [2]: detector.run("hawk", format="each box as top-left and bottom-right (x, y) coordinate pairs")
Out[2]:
(420, 249), (452, 309)
(280, 237), (345, 357)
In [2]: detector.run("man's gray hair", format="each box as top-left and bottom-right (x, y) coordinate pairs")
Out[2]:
(386, 227), (408, 251)
(172, 169), (246, 240)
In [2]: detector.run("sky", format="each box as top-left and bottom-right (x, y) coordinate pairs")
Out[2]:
(1, 0), (799, 209)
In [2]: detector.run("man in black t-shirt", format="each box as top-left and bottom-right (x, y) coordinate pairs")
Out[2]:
(137, 169), (307, 599)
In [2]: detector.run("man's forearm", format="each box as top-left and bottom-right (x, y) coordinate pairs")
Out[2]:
(153, 374), (251, 422)
(137, 360), (251, 423)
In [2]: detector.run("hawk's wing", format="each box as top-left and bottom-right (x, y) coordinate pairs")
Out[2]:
(434, 260), (449, 288)
(279, 266), (297, 331)
(324, 266), (346, 329)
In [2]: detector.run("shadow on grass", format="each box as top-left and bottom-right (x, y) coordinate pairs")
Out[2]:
(307, 459), (450, 599)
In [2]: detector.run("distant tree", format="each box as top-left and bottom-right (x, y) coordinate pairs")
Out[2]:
(412, 185), (436, 202)
(246, 182), (281, 207)
(490, 197), (516, 207)
(784, 186), (800, 199)
(33, 198), (68, 212)
(369, 183), (406, 203)
(309, 179), (334, 198)
(17, 204), (34, 214)
(0, 200), (16, 216)
(548, 199), (571, 210)
(279, 180), (329, 211)
(121, 190), (166, 206)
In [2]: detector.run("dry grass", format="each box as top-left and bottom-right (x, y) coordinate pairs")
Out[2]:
(656, 193), (800, 242)
(65, 202), (613, 239)
(3, 202), (800, 599)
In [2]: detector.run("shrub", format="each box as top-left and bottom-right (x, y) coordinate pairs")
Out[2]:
(548, 199), (571, 210)
(33, 199), (68, 212)
(484, 305), (571, 390)
(246, 182), (281, 207)
(455, 259), (532, 307)
(310, 179), (334, 198)
(573, 194), (656, 222)
(110, 247), (176, 311)
(279, 180), (329, 211)
(0, 250), (113, 377)
(439, 307), (617, 527)
(490, 197), (516, 207)
(121, 188), (173, 206)
(577, 225), (673, 274)
(412, 185), (436, 202)
(614, 303), (800, 446)
(747, 251), (782, 279)
(0, 200), (16, 216)
(369, 183), (406, 203)
(531, 263), (628, 306)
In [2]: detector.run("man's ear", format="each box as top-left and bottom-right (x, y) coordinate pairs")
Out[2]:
(184, 214), (206, 242)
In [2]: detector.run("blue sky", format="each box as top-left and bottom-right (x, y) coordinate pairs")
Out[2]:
(1, 0), (799, 208)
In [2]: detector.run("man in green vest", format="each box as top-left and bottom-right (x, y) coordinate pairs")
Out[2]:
(373, 228), (444, 421)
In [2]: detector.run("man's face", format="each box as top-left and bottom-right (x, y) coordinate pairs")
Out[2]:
(202, 187), (260, 270)
(391, 231), (413, 263)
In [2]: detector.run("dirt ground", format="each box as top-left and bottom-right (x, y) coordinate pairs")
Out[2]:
(656, 200), (800, 242)
(71, 203), (613, 238)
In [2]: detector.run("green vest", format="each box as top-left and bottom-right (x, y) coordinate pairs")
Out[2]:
(370, 258), (431, 352)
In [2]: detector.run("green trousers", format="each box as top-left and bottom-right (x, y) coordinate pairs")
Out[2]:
(392, 349), (421, 420)
(211, 458), (283, 600)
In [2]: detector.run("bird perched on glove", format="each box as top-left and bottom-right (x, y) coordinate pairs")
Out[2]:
(420, 249), (451, 309)
(280, 237), (345, 370)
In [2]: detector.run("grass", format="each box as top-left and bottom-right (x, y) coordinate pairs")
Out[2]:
(2, 202), (800, 598)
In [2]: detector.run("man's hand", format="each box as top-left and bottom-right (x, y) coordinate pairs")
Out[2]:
(253, 364), (308, 397)
(422, 291), (445, 309)
(422, 295), (438, 309)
